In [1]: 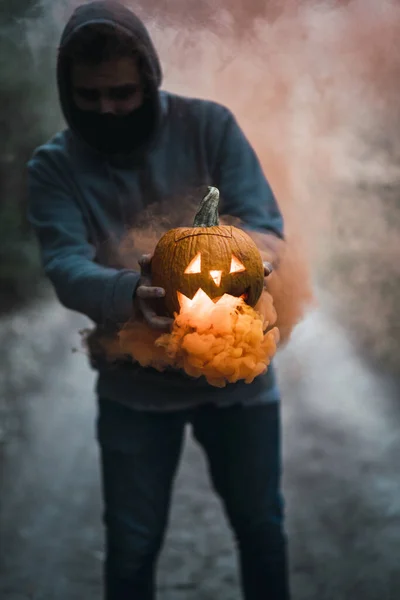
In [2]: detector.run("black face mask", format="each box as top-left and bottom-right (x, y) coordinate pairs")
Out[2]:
(72, 100), (156, 155)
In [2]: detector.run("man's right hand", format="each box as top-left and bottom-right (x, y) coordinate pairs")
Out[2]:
(134, 254), (174, 330)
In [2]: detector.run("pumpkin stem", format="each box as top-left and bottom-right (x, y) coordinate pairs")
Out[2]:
(193, 186), (220, 227)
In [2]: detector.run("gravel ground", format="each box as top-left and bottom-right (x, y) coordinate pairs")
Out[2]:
(0, 294), (399, 600)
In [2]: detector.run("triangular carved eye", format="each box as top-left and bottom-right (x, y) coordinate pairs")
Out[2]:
(185, 252), (202, 274)
(230, 255), (246, 273)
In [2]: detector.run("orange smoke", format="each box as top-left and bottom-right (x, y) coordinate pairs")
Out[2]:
(253, 232), (316, 345)
(95, 289), (279, 388)
(218, 218), (316, 345)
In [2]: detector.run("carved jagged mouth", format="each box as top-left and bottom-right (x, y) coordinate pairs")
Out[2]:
(177, 287), (251, 312)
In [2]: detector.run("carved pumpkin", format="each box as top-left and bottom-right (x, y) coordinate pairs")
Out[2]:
(151, 187), (265, 316)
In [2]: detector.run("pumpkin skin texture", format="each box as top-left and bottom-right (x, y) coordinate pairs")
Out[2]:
(151, 188), (264, 316)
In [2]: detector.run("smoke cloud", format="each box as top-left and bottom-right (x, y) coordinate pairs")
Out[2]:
(98, 292), (279, 387)
(21, 0), (400, 372)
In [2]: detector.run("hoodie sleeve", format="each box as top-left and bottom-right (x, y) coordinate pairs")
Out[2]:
(212, 108), (284, 239)
(27, 155), (140, 325)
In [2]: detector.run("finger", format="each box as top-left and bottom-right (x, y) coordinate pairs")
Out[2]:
(136, 285), (165, 299)
(138, 254), (152, 266)
(263, 261), (274, 277)
(148, 315), (174, 329)
(138, 299), (174, 330)
(138, 254), (152, 275)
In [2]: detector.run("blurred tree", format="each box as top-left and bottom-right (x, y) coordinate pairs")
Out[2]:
(0, 0), (61, 312)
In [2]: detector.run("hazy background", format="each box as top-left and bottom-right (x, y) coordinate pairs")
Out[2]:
(2, 0), (400, 369)
(1, 1), (400, 598)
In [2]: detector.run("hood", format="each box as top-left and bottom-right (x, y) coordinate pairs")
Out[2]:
(57, 0), (163, 157)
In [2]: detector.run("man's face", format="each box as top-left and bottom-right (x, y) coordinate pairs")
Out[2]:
(71, 56), (144, 115)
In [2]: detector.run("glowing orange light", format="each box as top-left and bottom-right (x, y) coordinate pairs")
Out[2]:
(184, 252), (202, 274)
(177, 289), (245, 317)
(230, 255), (246, 273)
(177, 288), (215, 312)
(209, 270), (222, 286)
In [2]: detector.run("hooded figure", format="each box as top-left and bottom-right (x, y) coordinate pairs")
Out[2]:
(27, 3), (291, 599)
(57, 0), (163, 156)
(28, 0), (284, 408)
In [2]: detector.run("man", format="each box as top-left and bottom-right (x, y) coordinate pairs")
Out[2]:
(27, 1), (290, 599)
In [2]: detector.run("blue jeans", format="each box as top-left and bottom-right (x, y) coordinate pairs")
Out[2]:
(96, 398), (290, 600)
